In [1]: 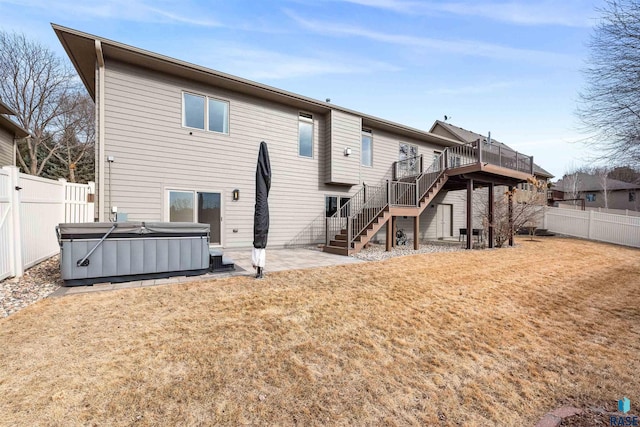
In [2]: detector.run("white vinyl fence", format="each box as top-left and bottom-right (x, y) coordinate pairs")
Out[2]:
(544, 206), (640, 248)
(0, 166), (94, 280)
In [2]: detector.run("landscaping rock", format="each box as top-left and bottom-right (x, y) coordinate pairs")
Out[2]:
(0, 256), (62, 318)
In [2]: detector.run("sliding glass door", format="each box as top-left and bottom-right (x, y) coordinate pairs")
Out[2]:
(168, 190), (222, 245)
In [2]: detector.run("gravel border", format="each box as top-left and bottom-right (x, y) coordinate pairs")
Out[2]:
(353, 241), (464, 261)
(0, 256), (62, 318)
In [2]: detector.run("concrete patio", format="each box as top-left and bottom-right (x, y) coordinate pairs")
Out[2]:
(50, 247), (363, 297)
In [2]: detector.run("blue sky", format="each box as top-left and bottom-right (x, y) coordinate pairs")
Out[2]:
(0, 0), (605, 178)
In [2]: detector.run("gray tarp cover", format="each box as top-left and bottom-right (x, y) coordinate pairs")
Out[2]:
(58, 222), (210, 237)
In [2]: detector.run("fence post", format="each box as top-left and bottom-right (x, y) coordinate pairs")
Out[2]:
(7, 167), (23, 278)
(587, 210), (594, 239)
(58, 178), (67, 224)
(88, 182), (96, 222)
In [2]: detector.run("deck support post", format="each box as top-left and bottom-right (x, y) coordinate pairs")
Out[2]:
(466, 179), (473, 250)
(386, 218), (392, 252)
(413, 215), (419, 250)
(508, 186), (514, 247)
(391, 216), (397, 248)
(488, 183), (494, 248)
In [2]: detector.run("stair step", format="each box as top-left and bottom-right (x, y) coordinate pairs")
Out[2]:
(323, 245), (350, 256)
(330, 239), (349, 248)
(334, 234), (348, 241)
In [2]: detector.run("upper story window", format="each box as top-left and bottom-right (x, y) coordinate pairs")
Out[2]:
(299, 113), (313, 158)
(209, 98), (229, 133)
(182, 92), (229, 134)
(361, 129), (372, 167)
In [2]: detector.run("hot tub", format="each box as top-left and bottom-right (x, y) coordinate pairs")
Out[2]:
(57, 222), (210, 286)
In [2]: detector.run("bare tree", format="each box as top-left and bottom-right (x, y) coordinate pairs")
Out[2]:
(475, 178), (548, 248)
(578, 0), (640, 168)
(0, 31), (77, 175)
(50, 93), (95, 182)
(562, 171), (582, 207)
(592, 166), (610, 208)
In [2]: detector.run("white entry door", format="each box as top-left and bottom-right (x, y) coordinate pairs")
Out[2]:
(436, 204), (452, 239)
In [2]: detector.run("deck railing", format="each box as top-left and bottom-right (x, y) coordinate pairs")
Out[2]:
(480, 142), (533, 175)
(393, 155), (423, 180)
(325, 141), (534, 249)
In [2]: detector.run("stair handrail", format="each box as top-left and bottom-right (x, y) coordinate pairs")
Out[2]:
(348, 183), (388, 245)
(327, 164), (394, 222)
(415, 153), (446, 203)
(325, 165), (394, 246)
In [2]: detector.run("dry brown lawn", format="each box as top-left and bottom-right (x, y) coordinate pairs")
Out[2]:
(1, 237), (639, 426)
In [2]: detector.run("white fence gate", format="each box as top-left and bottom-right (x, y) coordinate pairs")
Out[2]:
(0, 166), (94, 281)
(544, 207), (640, 248)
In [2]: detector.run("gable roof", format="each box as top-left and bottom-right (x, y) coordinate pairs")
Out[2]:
(52, 24), (463, 149)
(430, 120), (554, 178)
(0, 99), (30, 138)
(554, 172), (640, 192)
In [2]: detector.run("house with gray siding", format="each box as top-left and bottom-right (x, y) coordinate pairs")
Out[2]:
(553, 172), (639, 211)
(0, 99), (29, 167)
(54, 24), (544, 254)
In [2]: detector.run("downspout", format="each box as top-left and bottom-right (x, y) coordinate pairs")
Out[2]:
(95, 40), (106, 222)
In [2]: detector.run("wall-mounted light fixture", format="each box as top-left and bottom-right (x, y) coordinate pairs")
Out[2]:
(344, 147), (352, 156)
(232, 189), (240, 201)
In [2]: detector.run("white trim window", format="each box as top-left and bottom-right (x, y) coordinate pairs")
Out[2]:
(182, 92), (229, 135)
(298, 112), (313, 158)
(361, 128), (373, 167)
(167, 189), (223, 245)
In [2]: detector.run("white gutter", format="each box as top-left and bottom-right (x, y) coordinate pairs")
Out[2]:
(95, 39), (106, 222)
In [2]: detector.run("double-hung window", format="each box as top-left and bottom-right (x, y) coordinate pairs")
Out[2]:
(299, 113), (313, 158)
(183, 92), (229, 134)
(361, 129), (373, 167)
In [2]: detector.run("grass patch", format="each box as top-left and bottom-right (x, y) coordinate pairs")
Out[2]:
(1, 237), (639, 426)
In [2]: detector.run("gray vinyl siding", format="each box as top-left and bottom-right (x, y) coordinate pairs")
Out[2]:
(103, 60), (347, 248)
(100, 59), (471, 248)
(327, 110), (361, 185)
(0, 126), (13, 167)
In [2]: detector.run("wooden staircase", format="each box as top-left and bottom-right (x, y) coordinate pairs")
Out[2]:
(323, 173), (448, 256)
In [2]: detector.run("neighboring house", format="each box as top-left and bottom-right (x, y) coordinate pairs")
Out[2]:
(54, 24), (544, 253)
(0, 99), (30, 167)
(553, 172), (639, 211)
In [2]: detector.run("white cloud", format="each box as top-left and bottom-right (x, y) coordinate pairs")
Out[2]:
(336, 0), (596, 27)
(198, 45), (401, 80)
(0, 0), (220, 27)
(286, 11), (578, 65)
